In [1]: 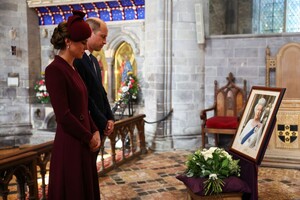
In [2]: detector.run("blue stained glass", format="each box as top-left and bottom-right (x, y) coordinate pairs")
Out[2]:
(99, 11), (111, 21)
(43, 15), (53, 25)
(83, 3), (94, 10)
(53, 14), (63, 24)
(107, 1), (120, 8)
(48, 6), (60, 12)
(258, 0), (284, 33)
(124, 8), (135, 20)
(37, 7), (48, 13)
(36, 0), (145, 26)
(120, 0), (133, 6)
(94, 2), (107, 9)
(137, 7), (145, 19)
(133, 0), (145, 6)
(286, 0), (300, 32)
(87, 12), (98, 18)
(112, 10), (123, 21)
(38, 17), (43, 25)
(64, 13), (73, 20)
(60, 5), (71, 11)
(274, 2), (284, 11)
(264, 0), (273, 3)
(72, 4), (83, 11)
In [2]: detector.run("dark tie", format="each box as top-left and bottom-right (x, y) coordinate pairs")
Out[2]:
(89, 54), (98, 75)
(89, 54), (103, 85)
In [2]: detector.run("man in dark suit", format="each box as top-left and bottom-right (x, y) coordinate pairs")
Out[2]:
(74, 18), (114, 140)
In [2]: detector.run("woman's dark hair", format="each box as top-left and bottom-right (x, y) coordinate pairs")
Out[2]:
(50, 21), (70, 50)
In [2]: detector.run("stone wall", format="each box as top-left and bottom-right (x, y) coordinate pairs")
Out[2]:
(144, 0), (205, 150)
(204, 33), (300, 144)
(0, 1), (41, 147)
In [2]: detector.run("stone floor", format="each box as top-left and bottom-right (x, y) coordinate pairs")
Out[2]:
(99, 150), (300, 200)
(2, 145), (300, 200)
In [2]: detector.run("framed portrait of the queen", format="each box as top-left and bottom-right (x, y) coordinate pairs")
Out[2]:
(230, 86), (285, 164)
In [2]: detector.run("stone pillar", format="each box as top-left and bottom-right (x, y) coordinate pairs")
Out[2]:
(0, 1), (41, 148)
(145, 0), (205, 151)
(144, 0), (173, 150)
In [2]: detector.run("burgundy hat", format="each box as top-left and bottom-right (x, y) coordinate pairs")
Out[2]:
(67, 10), (91, 42)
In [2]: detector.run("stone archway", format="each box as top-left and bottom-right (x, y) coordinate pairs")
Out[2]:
(112, 42), (137, 101)
(106, 30), (141, 102)
(107, 30), (141, 56)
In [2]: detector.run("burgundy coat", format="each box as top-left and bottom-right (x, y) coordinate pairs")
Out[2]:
(45, 55), (100, 200)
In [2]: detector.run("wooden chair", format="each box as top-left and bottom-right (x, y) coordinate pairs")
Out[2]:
(200, 72), (247, 147)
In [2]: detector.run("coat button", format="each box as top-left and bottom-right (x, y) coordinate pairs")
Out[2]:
(79, 114), (84, 120)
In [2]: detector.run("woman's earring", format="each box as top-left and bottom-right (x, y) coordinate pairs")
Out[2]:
(67, 45), (70, 49)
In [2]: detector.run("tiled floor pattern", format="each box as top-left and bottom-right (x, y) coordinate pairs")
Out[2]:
(2, 148), (300, 200)
(99, 150), (188, 200)
(99, 150), (300, 200)
(258, 167), (300, 200)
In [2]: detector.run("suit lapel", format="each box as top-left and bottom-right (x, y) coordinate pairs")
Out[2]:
(82, 54), (95, 73)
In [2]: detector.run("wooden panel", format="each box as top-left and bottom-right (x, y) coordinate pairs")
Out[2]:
(216, 89), (242, 117)
(264, 43), (300, 168)
(236, 92), (243, 113)
(226, 90), (234, 116)
(276, 43), (300, 99)
(217, 92), (225, 116)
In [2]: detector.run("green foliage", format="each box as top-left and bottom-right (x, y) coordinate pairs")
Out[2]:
(185, 147), (241, 195)
(34, 74), (50, 104)
(117, 72), (140, 104)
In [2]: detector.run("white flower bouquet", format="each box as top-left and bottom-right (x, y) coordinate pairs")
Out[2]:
(118, 72), (140, 104)
(34, 74), (50, 104)
(185, 147), (241, 195)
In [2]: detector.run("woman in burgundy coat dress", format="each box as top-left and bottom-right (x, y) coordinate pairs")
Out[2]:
(45, 11), (101, 200)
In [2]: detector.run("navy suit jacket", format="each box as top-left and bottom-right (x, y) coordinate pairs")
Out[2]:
(74, 53), (114, 136)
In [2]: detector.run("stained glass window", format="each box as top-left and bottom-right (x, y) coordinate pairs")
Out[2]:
(286, 0), (300, 32)
(35, 0), (145, 25)
(254, 0), (300, 33)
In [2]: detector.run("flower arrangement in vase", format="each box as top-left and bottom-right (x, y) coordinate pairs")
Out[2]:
(111, 72), (140, 115)
(118, 72), (140, 104)
(34, 73), (50, 104)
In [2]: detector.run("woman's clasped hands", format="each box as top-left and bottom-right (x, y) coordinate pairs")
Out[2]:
(89, 131), (101, 152)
